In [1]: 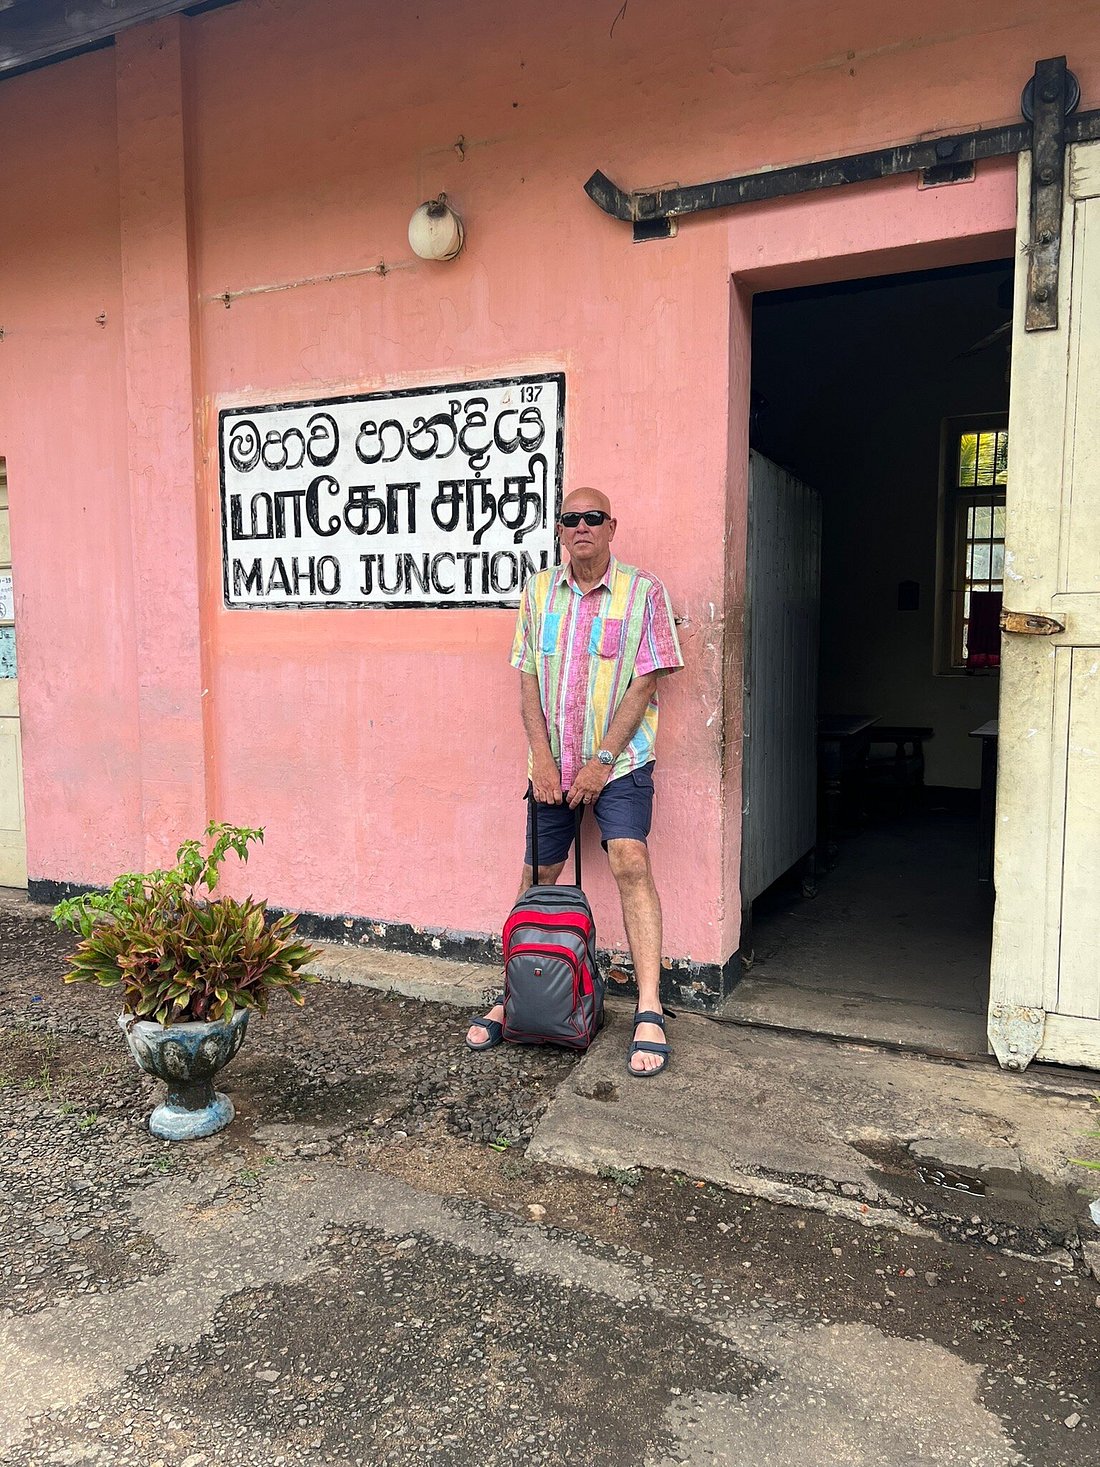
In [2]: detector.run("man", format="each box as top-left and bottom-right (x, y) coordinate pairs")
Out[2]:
(466, 487), (683, 1075)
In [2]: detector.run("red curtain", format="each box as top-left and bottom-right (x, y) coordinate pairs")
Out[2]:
(967, 590), (1002, 670)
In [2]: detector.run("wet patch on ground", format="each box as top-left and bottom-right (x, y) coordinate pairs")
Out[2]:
(368, 1135), (1099, 1467)
(0, 1021), (132, 1094)
(217, 993), (578, 1157)
(0, 1030), (171, 1318)
(226, 1052), (399, 1129)
(851, 1137), (1084, 1254)
(15, 1226), (759, 1467)
(2, 893), (1098, 1466)
(0, 904), (72, 991)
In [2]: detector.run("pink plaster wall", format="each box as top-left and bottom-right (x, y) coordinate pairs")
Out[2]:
(3, 0), (1099, 976)
(188, 0), (735, 963)
(0, 52), (142, 883)
(117, 23), (211, 866)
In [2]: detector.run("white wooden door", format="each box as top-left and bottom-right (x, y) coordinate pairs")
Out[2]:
(990, 142), (1100, 1071)
(741, 453), (821, 907)
(0, 466), (27, 888)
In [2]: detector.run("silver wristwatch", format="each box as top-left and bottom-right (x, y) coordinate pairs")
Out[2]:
(596, 749), (615, 767)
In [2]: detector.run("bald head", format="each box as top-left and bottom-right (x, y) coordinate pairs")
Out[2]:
(563, 486), (612, 516)
(557, 485), (617, 582)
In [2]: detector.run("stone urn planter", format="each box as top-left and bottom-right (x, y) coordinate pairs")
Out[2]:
(120, 1009), (250, 1141)
(52, 823), (320, 1142)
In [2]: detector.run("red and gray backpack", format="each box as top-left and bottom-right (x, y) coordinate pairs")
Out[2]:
(501, 795), (604, 1049)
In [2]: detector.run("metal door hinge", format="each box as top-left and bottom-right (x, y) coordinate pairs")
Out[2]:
(1000, 609), (1065, 635)
(1024, 57), (1076, 331)
(586, 57), (1090, 330)
(988, 1004), (1046, 1071)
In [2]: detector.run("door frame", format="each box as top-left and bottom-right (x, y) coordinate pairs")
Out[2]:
(987, 141), (1100, 1072)
(731, 246), (1017, 1051)
(0, 461), (28, 889)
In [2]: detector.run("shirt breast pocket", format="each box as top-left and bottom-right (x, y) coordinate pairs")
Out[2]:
(540, 612), (562, 655)
(592, 617), (624, 658)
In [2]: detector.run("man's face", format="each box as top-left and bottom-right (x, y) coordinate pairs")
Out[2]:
(559, 489), (616, 569)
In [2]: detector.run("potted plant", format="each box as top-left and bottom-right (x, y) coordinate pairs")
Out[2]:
(52, 822), (321, 1141)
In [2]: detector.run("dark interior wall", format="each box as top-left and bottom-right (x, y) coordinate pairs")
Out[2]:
(751, 260), (1012, 789)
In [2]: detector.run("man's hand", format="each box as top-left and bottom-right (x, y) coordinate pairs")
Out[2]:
(567, 758), (613, 810)
(532, 756), (564, 805)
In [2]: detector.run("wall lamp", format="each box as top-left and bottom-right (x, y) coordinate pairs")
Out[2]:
(408, 194), (465, 262)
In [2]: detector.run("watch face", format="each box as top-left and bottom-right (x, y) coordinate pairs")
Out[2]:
(598, 750), (614, 765)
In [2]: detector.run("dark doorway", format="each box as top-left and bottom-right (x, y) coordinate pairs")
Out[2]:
(732, 259), (1013, 1056)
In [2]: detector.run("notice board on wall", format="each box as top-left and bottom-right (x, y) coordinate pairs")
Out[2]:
(219, 372), (565, 609)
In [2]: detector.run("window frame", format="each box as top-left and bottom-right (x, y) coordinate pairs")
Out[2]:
(934, 412), (1009, 676)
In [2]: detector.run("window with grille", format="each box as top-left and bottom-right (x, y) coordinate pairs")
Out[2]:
(939, 422), (1007, 672)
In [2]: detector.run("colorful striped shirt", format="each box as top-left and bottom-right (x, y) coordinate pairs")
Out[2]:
(510, 556), (683, 789)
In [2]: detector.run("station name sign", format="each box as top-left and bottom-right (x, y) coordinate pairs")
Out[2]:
(219, 372), (564, 609)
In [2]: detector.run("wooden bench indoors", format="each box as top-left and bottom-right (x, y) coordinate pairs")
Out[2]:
(863, 725), (934, 815)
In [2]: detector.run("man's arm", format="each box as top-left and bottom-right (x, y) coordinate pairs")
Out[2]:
(600, 671), (659, 760)
(520, 672), (563, 805)
(565, 671), (659, 809)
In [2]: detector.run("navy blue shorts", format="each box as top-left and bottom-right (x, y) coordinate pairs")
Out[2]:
(525, 762), (655, 866)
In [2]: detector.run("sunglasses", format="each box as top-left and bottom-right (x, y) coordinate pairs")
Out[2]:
(559, 511), (610, 527)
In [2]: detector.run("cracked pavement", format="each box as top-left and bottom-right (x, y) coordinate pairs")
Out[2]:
(1, 1164), (1040, 1467)
(1, 894), (1098, 1465)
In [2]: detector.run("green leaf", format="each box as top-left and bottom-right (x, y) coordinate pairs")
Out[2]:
(51, 824), (311, 1021)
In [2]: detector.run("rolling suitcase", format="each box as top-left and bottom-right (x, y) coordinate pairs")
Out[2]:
(501, 791), (604, 1049)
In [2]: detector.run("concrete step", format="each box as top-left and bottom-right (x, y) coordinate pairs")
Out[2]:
(720, 973), (990, 1060)
(528, 1006), (1100, 1262)
(310, 938), (499, 1011)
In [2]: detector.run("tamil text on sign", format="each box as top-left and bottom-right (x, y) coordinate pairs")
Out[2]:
(219, 372), (564, 609)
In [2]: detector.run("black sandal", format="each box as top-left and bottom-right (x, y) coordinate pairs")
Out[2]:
(465, 995), (506, 1052)
(627, 1009), (671, 1077)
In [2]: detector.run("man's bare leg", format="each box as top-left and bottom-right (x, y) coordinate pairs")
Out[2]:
(465, 859), (566, 1047)
(607, 838), (666, 1073)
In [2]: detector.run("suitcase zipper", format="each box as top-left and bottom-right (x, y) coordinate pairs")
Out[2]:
(504, 929), (594, 996)
(504, 942), (594, 1030)
(503, 914), (594, 952)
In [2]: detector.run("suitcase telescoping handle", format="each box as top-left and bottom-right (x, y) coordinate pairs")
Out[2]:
(528, 786), (583, 887)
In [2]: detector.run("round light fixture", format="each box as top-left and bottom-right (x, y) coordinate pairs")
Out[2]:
(408, 194), (465, 262)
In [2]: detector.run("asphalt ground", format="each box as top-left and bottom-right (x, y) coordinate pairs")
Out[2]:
(0, 895), (1097, 1466)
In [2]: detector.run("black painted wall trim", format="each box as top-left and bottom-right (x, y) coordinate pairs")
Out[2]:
(0, 1), (241, 85)
(0, 36), (113, 84)
(30, 878), (741, 1012)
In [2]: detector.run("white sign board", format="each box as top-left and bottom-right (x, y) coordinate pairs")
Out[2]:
(219, 372), (564, 609)
(0, 573), (12, 621)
